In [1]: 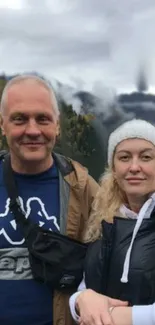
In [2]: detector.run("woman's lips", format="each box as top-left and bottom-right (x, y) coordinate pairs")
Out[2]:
(125, 178), (145, 184)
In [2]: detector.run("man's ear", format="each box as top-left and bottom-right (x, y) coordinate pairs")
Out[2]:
(56, 120), (60, 136)
(0, 114), (5, 136)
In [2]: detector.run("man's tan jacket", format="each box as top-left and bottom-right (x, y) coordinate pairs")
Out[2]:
(53, 153), (99, 325)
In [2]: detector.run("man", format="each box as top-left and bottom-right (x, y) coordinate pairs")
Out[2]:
(0, 74), (99, 325)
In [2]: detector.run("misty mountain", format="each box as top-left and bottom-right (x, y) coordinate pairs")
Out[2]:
(75, 90), (155, 122)
(57, 81), (155, 137)
(54, 79), (155, 179)
(118, 92), (155, 123)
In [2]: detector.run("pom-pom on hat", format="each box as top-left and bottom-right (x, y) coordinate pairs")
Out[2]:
(108, 119), (155, 166)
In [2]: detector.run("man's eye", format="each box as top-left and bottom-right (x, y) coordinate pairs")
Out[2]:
(40, 116), (48, 121)
(14, 117), (23, 120)
(12, 116), (25, 124)
(37, 116), (51, 123)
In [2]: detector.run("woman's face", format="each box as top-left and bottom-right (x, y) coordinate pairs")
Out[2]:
(113, 138), (155, 201)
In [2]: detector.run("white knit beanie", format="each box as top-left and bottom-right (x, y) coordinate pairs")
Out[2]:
(108, 119), (155, 166)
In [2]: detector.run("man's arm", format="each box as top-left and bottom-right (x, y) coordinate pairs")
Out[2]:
(78, 174), (99, 240)
(70, 287), (128, 325)
(86, 174), (99, 213)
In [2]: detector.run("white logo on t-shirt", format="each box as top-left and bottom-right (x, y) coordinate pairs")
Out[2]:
(0, 196), (60, 245)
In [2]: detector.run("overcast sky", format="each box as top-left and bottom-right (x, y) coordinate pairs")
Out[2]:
(0, 0), (155, 94)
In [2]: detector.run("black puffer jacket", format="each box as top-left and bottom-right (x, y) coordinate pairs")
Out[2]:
(85, 213), (155, 305)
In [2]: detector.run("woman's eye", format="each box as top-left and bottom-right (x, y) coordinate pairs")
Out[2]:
(119, 156), (129, 161)
(142, 155), (152, 161)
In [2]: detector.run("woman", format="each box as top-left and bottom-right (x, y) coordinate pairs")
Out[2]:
(69, 119), (155, 325)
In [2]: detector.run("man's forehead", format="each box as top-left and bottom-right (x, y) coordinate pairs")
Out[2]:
(7, 80), (50, 98)
(2, 79), (58, 120)
(6, 83), (53, 112)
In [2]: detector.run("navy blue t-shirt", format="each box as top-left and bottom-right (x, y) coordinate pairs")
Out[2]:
(0, 159), (60, 325)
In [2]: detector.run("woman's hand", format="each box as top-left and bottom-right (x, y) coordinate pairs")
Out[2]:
(111, 306), (132, 325)
(76, 289), (128, 325)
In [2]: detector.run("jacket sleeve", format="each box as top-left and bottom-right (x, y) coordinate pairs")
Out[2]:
(85, 221), (113, 293)
(85, 239), (105, 292)
(69, 277), (86, 323)
(77, 174), (99, 241)
(86, 175), (99, 215)
(132, 303), (155, 325)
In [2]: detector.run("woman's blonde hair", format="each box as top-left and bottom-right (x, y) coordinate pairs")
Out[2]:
(83, 166), (127, 242)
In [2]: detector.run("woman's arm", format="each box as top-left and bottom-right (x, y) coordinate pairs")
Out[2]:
(111, 303), (155, 325)
(111, 306), (132, 325)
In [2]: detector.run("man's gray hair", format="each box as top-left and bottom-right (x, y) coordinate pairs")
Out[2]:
(0, 73), (60, 119)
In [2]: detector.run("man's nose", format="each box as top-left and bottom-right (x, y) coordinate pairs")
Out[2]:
(25, 120), (41, 136)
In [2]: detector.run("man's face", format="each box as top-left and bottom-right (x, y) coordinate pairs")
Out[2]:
(1, 80), (59, 170)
